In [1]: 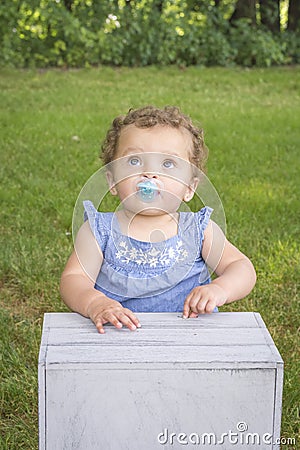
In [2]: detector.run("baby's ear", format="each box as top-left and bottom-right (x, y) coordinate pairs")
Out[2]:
(183, 177), (199, 202)
(106, 170), (118, 196)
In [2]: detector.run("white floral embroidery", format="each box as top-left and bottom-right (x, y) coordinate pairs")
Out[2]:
(115, 240), (188, 267)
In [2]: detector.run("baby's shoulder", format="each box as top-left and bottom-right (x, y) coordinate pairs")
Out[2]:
(83, 201), (114, 233)
(180, 206), (213, 230)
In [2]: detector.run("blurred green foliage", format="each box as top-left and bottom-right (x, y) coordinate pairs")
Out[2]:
(0, 1), (299, 68)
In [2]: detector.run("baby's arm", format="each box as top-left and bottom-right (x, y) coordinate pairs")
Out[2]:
(60, 221), (140, 333)
(183, 220), (256, 318)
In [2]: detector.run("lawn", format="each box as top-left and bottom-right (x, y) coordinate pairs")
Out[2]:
(0, 66), (299, 448)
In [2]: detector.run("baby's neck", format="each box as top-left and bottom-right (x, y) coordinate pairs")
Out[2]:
(116, 210), (179, 242)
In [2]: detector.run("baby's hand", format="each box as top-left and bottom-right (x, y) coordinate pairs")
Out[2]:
(87, 295), (141, 334)
(182, 284), (228, 318)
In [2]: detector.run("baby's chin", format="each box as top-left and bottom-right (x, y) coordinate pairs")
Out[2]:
(127, 206), (175, 216)
(120, 194), (182, 217)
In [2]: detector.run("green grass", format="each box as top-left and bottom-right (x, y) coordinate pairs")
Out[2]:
(1, 66), (299, 449)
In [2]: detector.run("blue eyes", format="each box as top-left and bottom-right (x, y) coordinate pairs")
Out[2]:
(128, 157), (175, 169)
(128, 157), (141, 166)
(162, 160), (175, 169)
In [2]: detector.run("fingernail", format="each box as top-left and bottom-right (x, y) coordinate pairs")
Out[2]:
(182, 315), (187, 319)
(137, 323), (141, 328)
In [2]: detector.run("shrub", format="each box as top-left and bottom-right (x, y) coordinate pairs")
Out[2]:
(229, 19), (286, 67)
(0, 1), (298, 68)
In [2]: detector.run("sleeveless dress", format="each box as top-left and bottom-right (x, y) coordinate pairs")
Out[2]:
(83, 201), (217, 313)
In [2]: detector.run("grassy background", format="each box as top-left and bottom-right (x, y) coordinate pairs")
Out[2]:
(1, 66), (299, 448)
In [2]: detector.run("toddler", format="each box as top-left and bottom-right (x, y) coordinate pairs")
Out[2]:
(60, 106), (256, 333)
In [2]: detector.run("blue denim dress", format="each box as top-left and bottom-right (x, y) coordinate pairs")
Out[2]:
(83, 201), (216, 313)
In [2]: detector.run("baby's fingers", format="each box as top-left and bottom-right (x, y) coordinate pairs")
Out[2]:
(116, 311), (138, 331)
(94, 312), (123, 333)
(123, 308), (142, 329)
(183, 289), (207, 317)
(105, 312), (124, 330)
(182, 298), (191, 319)
(94, 317), (106, 334)
(104, 309), (140, 331)
(183, 294), (197, 318)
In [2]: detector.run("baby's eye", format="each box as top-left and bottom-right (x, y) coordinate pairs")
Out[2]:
(163, 159), (175, 169)
(128, 157), (141, 166)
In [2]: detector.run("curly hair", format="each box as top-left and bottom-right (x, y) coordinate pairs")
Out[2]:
(101, 106), (208, 171)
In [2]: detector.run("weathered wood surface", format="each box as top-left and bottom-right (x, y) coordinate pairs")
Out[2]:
(39, 312), (283, 450)
(43, 311), (260, 328)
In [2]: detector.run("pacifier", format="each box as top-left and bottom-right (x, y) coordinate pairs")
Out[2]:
(137, 180), (160, 202)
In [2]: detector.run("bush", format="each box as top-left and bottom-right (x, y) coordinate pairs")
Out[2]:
(0, 1), (298, 68)
(280, 30), (300, 64)
(229, 19), (286, 67)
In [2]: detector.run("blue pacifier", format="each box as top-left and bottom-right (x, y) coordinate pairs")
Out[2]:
(137, 180), (159, 202)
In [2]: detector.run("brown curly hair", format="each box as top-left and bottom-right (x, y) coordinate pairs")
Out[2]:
(101, 106), (208, 171)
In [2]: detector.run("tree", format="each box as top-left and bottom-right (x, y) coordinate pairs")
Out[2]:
(154, 0), (164, 13)
(288, 0), (300, 31)
(259, 0), (280, 33)
(63, 0), (73, 12)
(230, 0), (257, 26)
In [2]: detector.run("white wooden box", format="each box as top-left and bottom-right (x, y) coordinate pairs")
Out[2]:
(38, 312), (283, 449)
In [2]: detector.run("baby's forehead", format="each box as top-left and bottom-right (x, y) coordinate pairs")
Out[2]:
(117, 124), (194, 153)
(120, 123), (192, 137)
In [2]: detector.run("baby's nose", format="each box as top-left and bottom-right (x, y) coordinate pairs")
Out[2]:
(143, 172), (158, 178)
